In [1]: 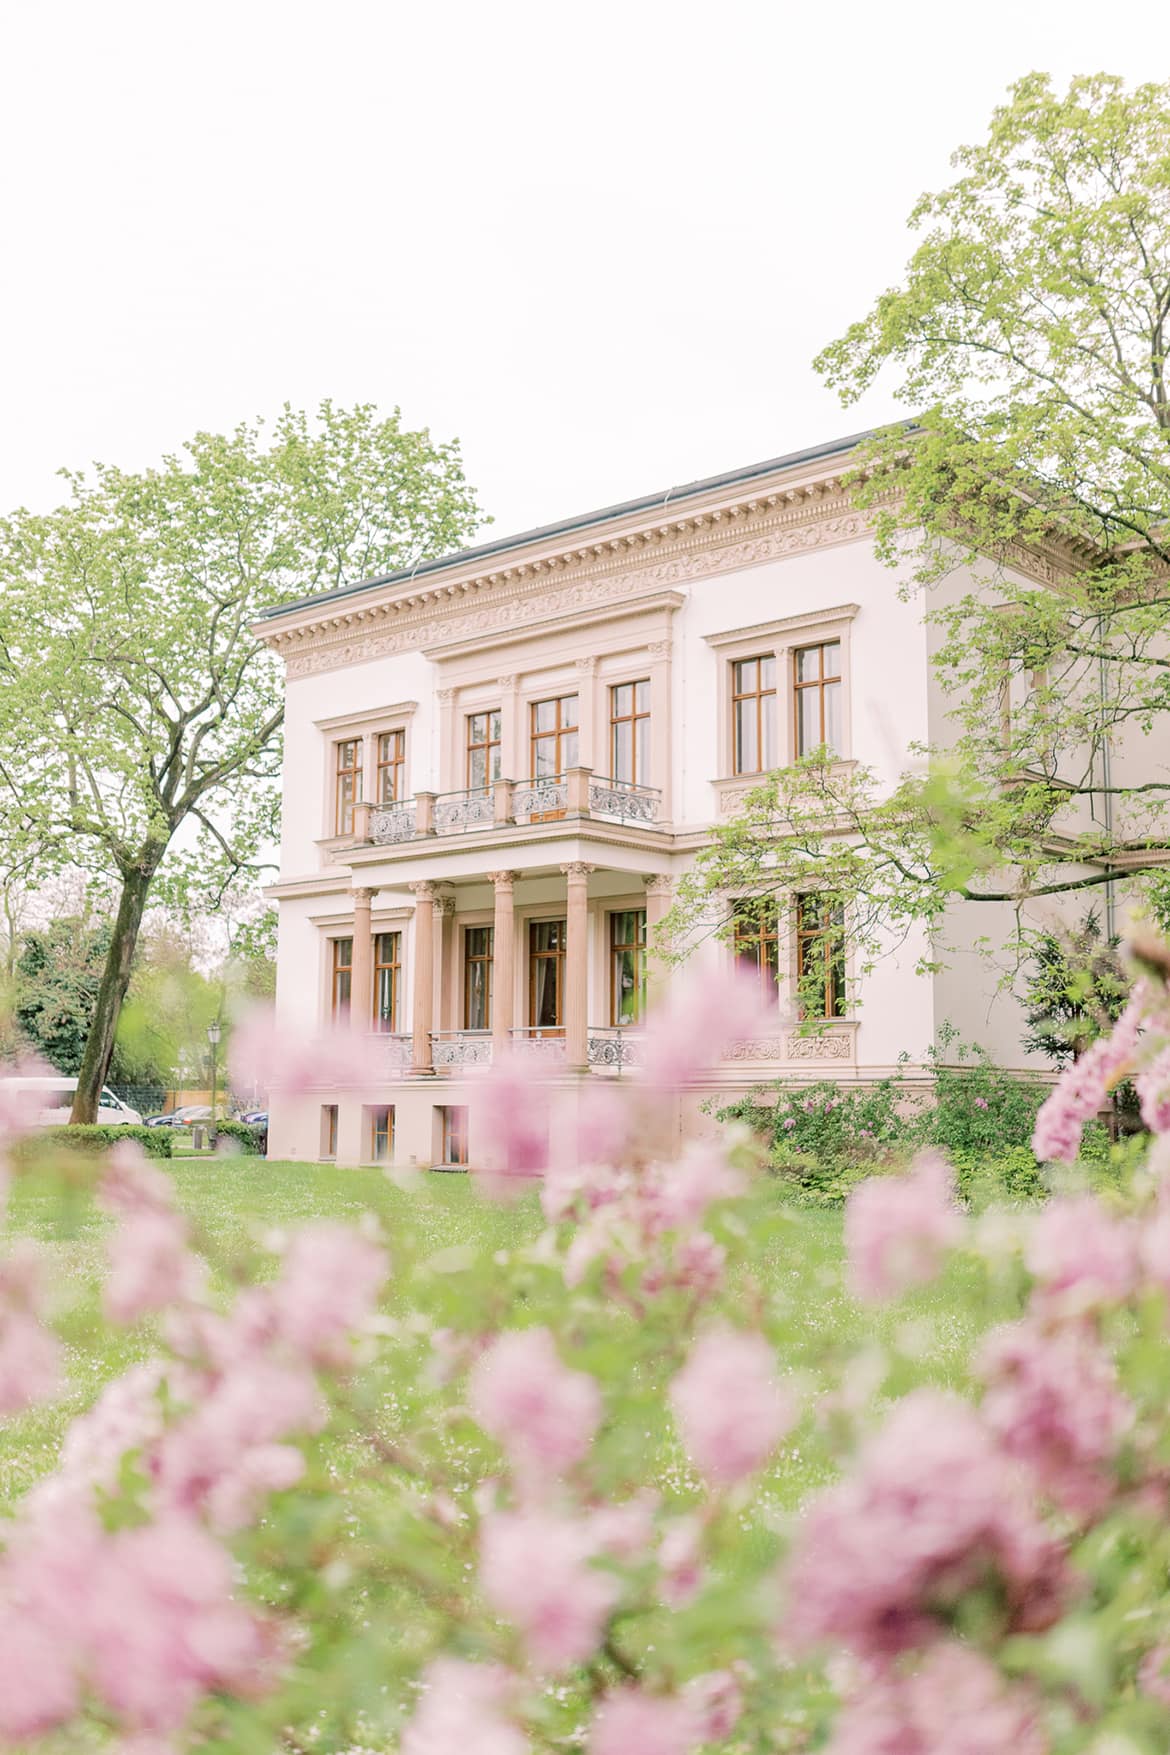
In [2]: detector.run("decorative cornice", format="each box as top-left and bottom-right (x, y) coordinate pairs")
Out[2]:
(268, 476), (877, 679)
(703, 603), (859, 650)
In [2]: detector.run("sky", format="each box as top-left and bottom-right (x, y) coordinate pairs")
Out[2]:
(1, 0), (1167, 546)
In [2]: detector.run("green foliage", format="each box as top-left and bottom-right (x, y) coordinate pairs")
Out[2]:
(0, 401), (484, 1118)
(918, 1042), (1047, 1157)
(20, 1123), (173, 1161)
(14, 919), (108, 1074)
(674, 74), (1170, 983)
(214, 1119), (263, 1155)
(1021, 912), (1128, 1066)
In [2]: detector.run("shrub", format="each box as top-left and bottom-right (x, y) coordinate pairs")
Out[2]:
(17, 1122), (173, 1161)
(212, 1119), (263, 1155)
(916, 1044), (1048, 1157)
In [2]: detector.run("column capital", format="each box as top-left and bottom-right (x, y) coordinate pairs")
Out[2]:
(436, 686), (457, 703)
(643, 873), (675, 897)
(574, 655), (599, 674)
(647, 638), (672, 659)
(496, 674), (517, 689)
(408, 879), (437, 900)
(560, 861), (595, 882)
(351, 885), (378, 905)
(434, 892), (457, 917)
(487, 869), (517, 891)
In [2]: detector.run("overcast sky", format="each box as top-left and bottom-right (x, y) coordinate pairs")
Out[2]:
(1, 1), (1165, 546)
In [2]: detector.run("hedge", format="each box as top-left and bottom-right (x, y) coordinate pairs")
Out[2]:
(19, 1124), (173, 1161)
(213, 1119), (263, 1155)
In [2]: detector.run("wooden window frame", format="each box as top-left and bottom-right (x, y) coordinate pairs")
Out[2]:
(376, 728), (406, 804)
(529, 694), (579, 781)
(731, 656), (777, 777)
(368, 1104), (394, 1162)
(609, 680), (651, 785)
(732, 899), (781, 1000)
(439, 1105), (469, 1168)
(373, 930), (401, 1033)
(528, 917), (566, 1036)
(321, 1104), (339, 1159)
(609, 909), (647, 1026)
(331, 936), (353, 1018)
(466, 710), (502, 793)
(334, 739), (362, 835)
(463, 925), (494, 1031)
(793, 641), (843, 758)
(796, 895), (847, 1020)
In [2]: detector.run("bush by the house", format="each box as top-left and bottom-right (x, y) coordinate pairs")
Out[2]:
(213, 1119), (264, 1154)
(17, 1122), (174, 1161)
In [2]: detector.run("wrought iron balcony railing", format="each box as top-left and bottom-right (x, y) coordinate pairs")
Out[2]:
(431, 1029), (493, 1067)
(508, 1027), (568, 1061)
(587, 778), (661, 825)
(586, 1026), (645, 1072)
(432, 788), (496, 835)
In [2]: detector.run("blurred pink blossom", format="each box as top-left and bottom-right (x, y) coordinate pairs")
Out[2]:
(471, 1053), (552, 1200)
(104, 1212), (204, 1325)
(683, 1669), (743, 1743)
(1139, 1643), (1170, 1708)
(99, 1144), (178, 1217)
(825, 1642), (1047, 1755)
(1025, 1194), (1137, 1312)
(270, 1223), (389, 1365)
(469, 1327), (601, 1482)
(401, 1657), (527, 1755)
(978, 1318), (1133, 1517)
(588, 1687), (698, 1755)
(638, 967), (782, 1093)
(785, 1390), (1069, 1658)
(1032, 997), (1143, 1162)
(479, 1510), (618, 1671)
(1137, 1045), (1170, 1135)
(228, 1006), (386, 1098)
(0, 1603), (80, 1738)
(670, 1326), (793, 1486)
(0, 1241), (62, 1415)
(644, 1144), (745, 1234)
(844, 1152), (962, 1304)
(658, 1516), (704, 1608)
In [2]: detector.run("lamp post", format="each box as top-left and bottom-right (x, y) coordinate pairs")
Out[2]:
(207, 1020), (222, 1149)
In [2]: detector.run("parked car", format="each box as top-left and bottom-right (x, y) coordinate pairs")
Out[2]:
(142, 1104), (213, 1128)
(1, 1076), (142, 1127)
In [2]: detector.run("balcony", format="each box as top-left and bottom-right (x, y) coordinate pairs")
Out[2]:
(431, 1029), (493, 1068)
(356, 768), (664, 851)
(586, 1026), (645, 1072)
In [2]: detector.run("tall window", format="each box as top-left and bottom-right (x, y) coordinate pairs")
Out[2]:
(321, 1105), (339, 1159)
(334, 739), (362, 834)
(610, 910), (647, 1025)
(732, 657), (777, 775)
(377, 729), (405, 803)
(732, 899), (780, 1000)
(796, 895), (846, 1019)
(331, 937), (353, 1017)
(464, 926), (494, 1030)
(373, 931), (401, 1032)
(529, 919), (566, 1034)
(467, 711), (502, 792)
(530, 695), (578, 778)
(610, 681), (650, 785)
(368, 1105), (394, 1162)
(439, 1105), (469, 1168)
(794, 641), (843, 757)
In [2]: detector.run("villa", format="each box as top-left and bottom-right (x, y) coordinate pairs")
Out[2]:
(256, 431), (1059, 1168)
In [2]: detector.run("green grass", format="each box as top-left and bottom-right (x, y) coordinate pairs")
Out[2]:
(0, 1159), (991, 1513)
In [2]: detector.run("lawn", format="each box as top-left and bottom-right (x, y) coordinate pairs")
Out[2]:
(0, 1158), (990, 1513)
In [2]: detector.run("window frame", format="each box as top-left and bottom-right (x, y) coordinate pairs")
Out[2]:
(376, 728), (406, 804)
(795, 894), (847, 1020)
(529, 694), (579, 781)
(438, 1105), (469, 1168)
(333, 739), (362, 835)
(463, 924), (494, 1031)
(528, 917), (567, 1035)
(793, 640), (843, 759)
(466, 709), (502, 794)
(609, 908), (647, 1026)
(731, 655), (778, 777)
(330, 936), (353, 1018)
(609, 679), (651, 786)
(731, 897), (781, 1001)
(373, 930), (402, 1033)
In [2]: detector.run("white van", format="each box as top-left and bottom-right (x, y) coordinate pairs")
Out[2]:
(2, 1076), (143, 1127)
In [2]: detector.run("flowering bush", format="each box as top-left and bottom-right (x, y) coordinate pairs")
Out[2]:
(4, 948), (1170, 1750)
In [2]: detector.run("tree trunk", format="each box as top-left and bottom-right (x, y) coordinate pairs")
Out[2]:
(70, 860), (158, 1124)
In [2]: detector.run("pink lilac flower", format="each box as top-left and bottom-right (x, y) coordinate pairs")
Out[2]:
(478, 1510), (618, 1671)
(974, 1097), (989, 1110)
(269, 1223), (389, 1365)
(228, 1005), (385, 1097)
(1137, 1045), (1170, 1135)
(469, 1327), (601, 1480)
(1139, 1643), (1170, 1707)
(0, 1241), (62, 1415)
(825, 1642), (1048, 1755)
(844, 1152), (962, 1304)
(670, 1326), (793, 1486)
(658, 1517), (704, 1608)
(1025, 1194), (1137, 1312)
(104, 1211), (204, 1325)
(588, 1687), (698, 1755)
(400, 1657), (528, 1755)
(644, 1144), (746, 1233)
(586, 1495), (658, 1562)
(472, 1053), (552, 1199)
(785, 1390), (1069, 1658)
(683, 1670), (743, 1743)
(638, 967), (781, 1093)
(99, 1144), (178, 1217)
(978, 1318), (1133, 1517)
(1032, 996), (1143, 1162)
(0, 1601), (80, 1738)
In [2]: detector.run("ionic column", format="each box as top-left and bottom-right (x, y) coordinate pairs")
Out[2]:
(562, 862), (593, 1070)
(409, 880), (436, 1074)
(575, 656), (599, 771)
(644, 873), (675, 1005)
(489, 871), (516, 1055)
(349, 887), (378, 1034)
(436, 892), (457, 1031)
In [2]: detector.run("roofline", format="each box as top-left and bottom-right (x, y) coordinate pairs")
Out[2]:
(259, 426), (891, 623)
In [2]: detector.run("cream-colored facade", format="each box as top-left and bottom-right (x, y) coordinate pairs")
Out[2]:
(257, 433), (1058, 1168)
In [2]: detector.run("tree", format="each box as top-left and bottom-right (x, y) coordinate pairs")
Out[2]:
(680, 75), (1170, 983)
(1020, 910), (1128, 1065)
(0, 402), (483, 1121)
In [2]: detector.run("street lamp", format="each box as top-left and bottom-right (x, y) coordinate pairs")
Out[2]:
(207, 1020), (222, 1149)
